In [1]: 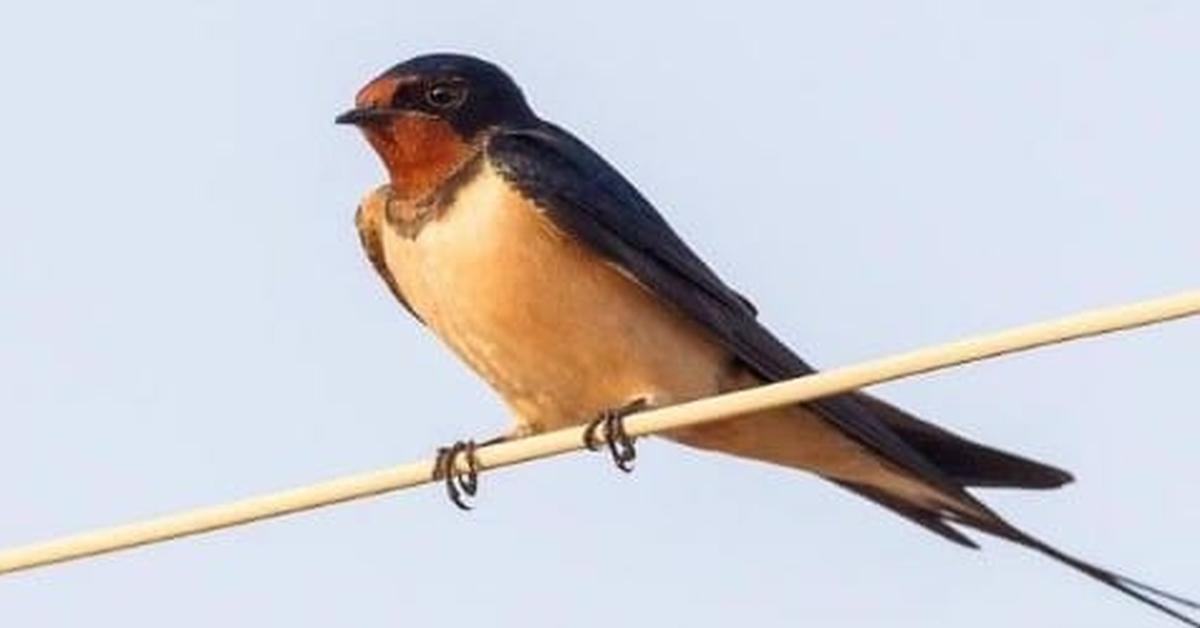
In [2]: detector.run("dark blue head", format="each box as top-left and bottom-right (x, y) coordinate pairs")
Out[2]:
(336, 53), (536, 140)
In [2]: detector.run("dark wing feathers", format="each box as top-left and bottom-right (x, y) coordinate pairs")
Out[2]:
(486, 122), (969, 502)
(355, 201), (423, 324)
(856, 393), (1073, 489)
(487, 124), (756, 318)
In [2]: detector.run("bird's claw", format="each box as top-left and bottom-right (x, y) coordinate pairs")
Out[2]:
(432, 440), (480, 510)
(583, 399), (648, 473)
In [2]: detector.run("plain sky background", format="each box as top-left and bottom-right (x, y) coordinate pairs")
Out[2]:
(1, 1), (1197, 626)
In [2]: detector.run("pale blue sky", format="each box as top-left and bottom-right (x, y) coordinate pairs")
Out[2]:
(1, 2), (1197, 626)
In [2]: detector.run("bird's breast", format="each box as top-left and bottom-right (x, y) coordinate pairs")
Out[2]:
(363, 161), (727, 432)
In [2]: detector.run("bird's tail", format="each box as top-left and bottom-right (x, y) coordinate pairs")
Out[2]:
(842, 394), (1200, 626)
(665, 390), (1198, 625)
(839, 477), (1200, 625)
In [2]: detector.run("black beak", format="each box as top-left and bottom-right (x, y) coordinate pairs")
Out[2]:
(334, 107), (396, 126)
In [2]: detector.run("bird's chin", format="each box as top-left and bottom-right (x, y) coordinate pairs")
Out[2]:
(354, 116), (474, 202)
(359, 129), (404, 177)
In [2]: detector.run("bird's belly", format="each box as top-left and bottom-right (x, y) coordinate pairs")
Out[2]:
(373, 165), (727, 433)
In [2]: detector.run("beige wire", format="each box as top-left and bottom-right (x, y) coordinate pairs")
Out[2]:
(1, 289), (1197, 576)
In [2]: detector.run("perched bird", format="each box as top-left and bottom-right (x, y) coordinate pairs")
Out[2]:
(337, 53), (1196, 624)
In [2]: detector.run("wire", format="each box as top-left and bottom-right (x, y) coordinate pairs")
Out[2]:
(1, 288), (1197, 576)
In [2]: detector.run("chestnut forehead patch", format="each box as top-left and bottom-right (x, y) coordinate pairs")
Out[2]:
(354, 75), (411, 109)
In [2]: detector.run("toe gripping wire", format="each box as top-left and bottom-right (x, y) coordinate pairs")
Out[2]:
(433, 400), (646, 510)
(583, 400), (646, 473)
(432, 440), (480, 510)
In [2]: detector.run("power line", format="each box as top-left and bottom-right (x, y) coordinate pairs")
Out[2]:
(1, 289), (1197, 576)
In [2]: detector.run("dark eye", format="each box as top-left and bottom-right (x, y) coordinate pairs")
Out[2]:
(426, 81), (467, 109)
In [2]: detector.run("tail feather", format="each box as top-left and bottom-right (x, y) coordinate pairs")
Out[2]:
(956, 511), (1200, 626)
(834, 480), (979, 548)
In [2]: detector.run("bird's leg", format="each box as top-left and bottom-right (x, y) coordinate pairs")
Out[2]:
(583, 398), (649, 473)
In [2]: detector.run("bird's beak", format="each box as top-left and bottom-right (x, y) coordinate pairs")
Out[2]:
(334, 107), (396, 126)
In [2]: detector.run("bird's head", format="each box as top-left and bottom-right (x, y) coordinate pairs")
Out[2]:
(337, 53), (534, 198)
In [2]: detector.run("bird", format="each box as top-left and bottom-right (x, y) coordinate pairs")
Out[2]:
(336, 53), (1197, 624)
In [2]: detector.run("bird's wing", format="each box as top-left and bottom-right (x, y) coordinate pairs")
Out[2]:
(486, 123), (1200, 625)
(355, 194), (423, 324)
(486, 121), (966, 499)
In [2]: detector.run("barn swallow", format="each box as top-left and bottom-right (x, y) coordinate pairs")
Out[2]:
(337, 53), (1197, 624)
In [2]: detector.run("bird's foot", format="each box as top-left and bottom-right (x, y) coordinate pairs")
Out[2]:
(431, 435), (512, 510)
(583, 399), (649, 473)
(432, 440), (482, 510)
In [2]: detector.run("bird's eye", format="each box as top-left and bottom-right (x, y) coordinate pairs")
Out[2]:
(426, 81), (467, 109)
